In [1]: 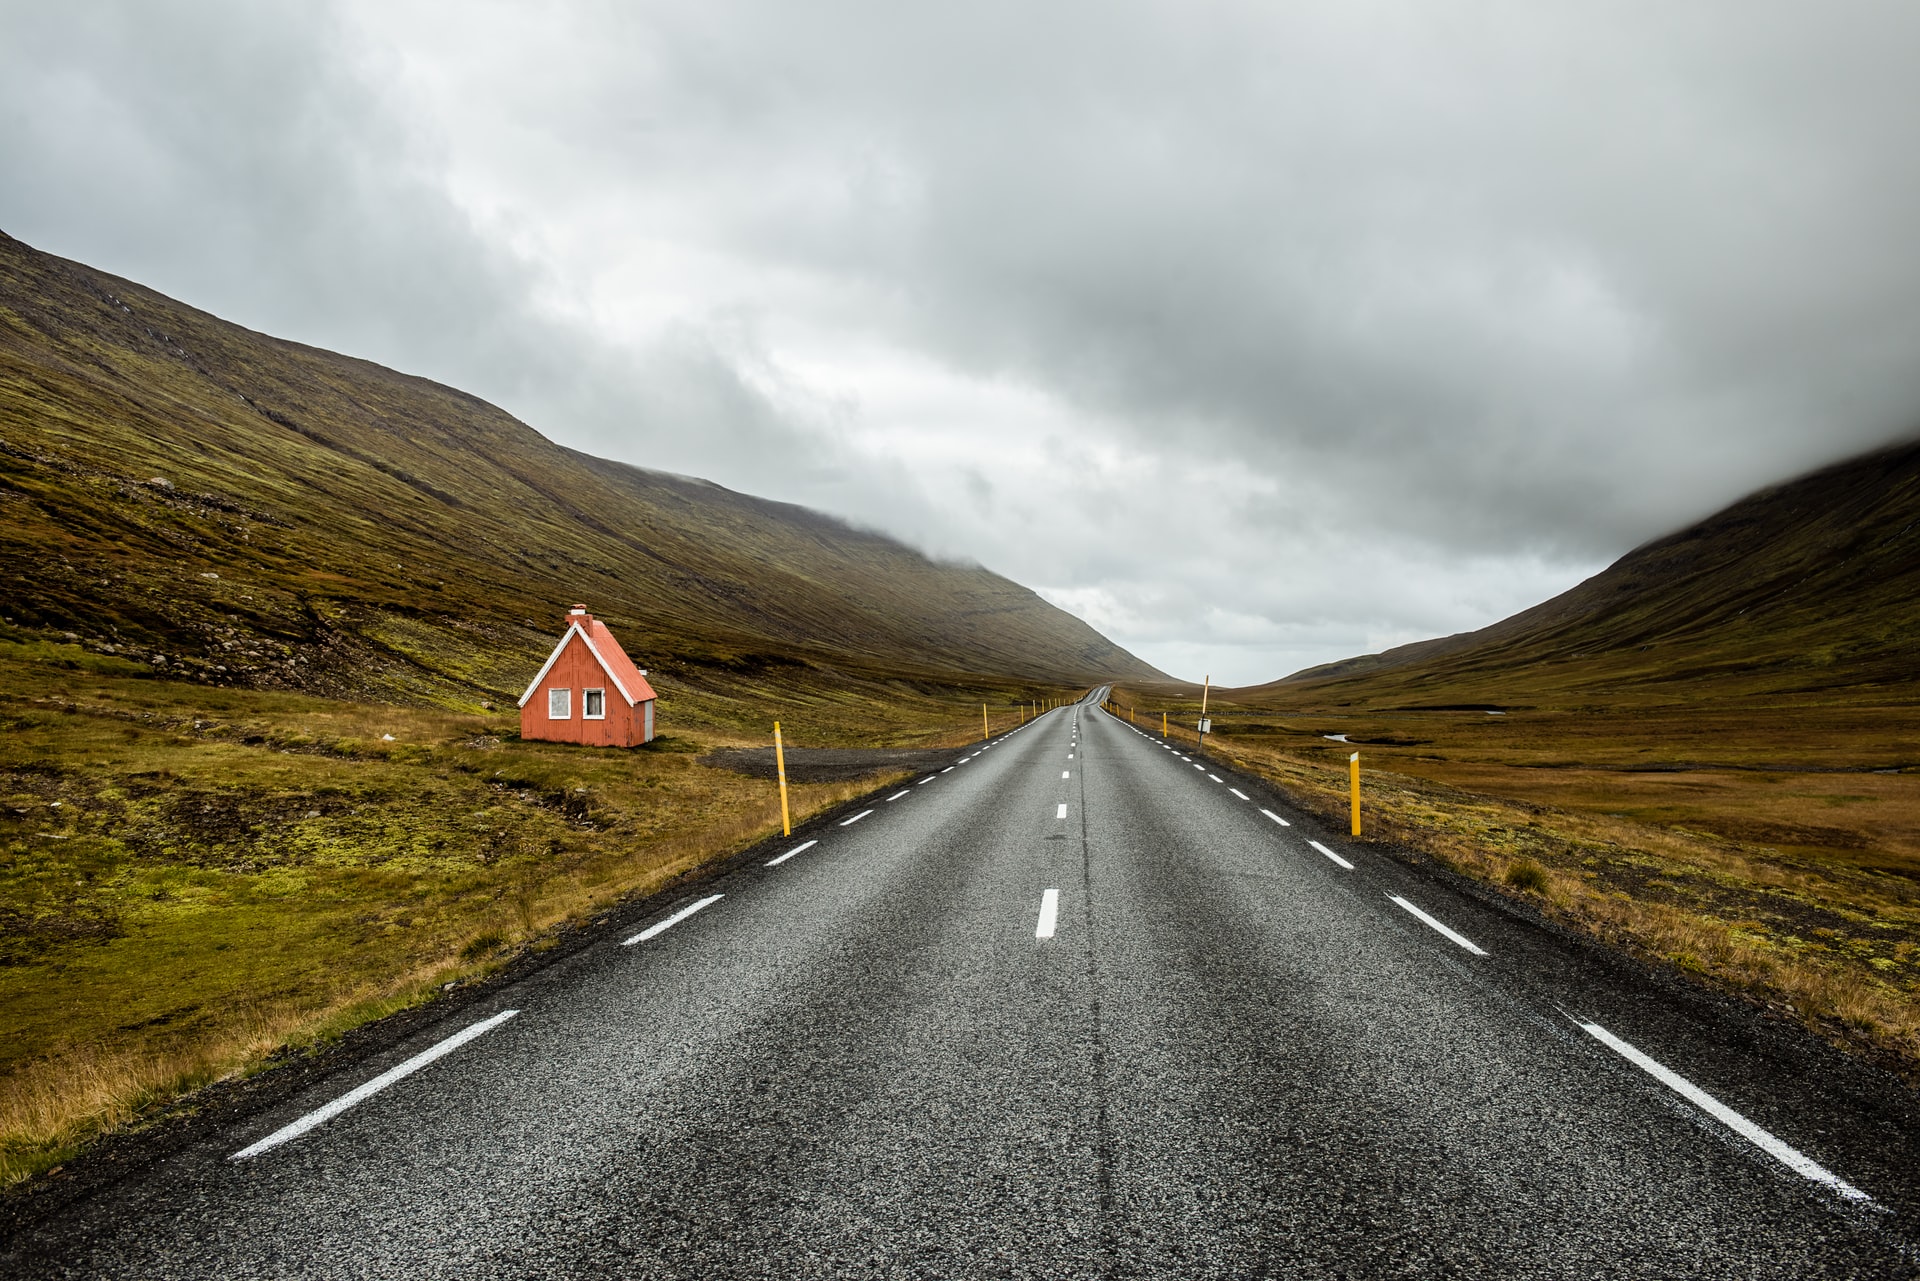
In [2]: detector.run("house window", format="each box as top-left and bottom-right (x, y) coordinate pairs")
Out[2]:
(548, 687), (571, 719)
(583, 688), (606, 719)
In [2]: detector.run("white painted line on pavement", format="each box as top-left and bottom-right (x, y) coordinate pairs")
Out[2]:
(1261, 809), (1291, 827)
(625, 893), (725, 944)
(1062, 770), (1071, 779)
(230, 1010), (520, 1160)
(1389, 895), (1486, 954)
(941, 767), (954, 774)
(840, 809), (874, 827)
(1192, 764), (1204, 771)
(886, 790), (910, 802)
(919, 776), (936, 784)
(1230, 788), (1249, 800)
(1036, 888), (1060, 939)
(1208, 773), (1222, 782)
(1056, 803), (1068, 819)
(766, 840), (817, 867)
(1576, 1020), (1872, 1202)
(1309, 840), (1354, 869)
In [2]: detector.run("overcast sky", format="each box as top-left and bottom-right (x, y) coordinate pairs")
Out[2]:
(5, 2), (1918, 684)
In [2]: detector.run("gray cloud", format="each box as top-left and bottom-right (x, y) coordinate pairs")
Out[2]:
(5, 1), (1918, 682)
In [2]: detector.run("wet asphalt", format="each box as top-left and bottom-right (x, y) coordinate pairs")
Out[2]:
(7, 691), (1920, 1278)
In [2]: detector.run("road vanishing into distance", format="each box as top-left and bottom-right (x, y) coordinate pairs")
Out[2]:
(9, 689), (1920, 1278)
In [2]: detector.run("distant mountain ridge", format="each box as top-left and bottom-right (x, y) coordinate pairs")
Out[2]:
(0, 230), (1160, 705)
(1255, 435), (1920, 706)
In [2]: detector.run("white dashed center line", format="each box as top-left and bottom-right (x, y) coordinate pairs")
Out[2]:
(1574, 1020), (1872, 1202)
(839, 809), (874, 827)
(766, 840), (817, 867)
(1062, 770), (1071, 779)
(1229, 788), (1249, 800)
(1207, 773), (1222, 783)
(230, 1009), (521, 1160)
(1056, 803), (1068, 819)
(624, 893), (725, 945)
(886, 790), (909, 802)
(1308, 840), (1354, 869)
(919, 776), (935, 784)
(1261, 809), (1291, 827)
(1389, 895), (1486, 954)
(1035, 888), (1060, 939)
(941, 767), (954, 774)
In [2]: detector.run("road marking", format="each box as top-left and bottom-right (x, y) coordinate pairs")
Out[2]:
(1068, 753), (1074, 759)
(941, 767), (954, 774)
(919, 776), (936, 784)
(1062, 770), (1071, 779)
(1574, 1020), (1871, 1202)
(230, 1010), (520, 1160)
(1308, 840), (1354, 869)
(1389, 895), (1486, 954)
(1261, 809), (1291, 827)
(1035, 887), (1060, 939)
(886, 790), (909, 802)
(766, 839), (817, 867)
(1192, 764), (1204, 771)
(625, 893), (725, 944)
(1056, 803), (1068, 819)
(1207, 773), (1222, 783)
(1230, 788), (1249, 800)
(840, 809), (874, 827)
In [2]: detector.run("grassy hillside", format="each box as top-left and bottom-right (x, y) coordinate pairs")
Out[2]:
(0, 229), (1158, 719)
(1107, 438), (1920, 1075)
(1265, 436), (1920, 706)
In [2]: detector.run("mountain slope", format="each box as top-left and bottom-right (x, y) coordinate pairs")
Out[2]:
(0, 230), (1160, 705)
(1256, 435), (1920, 706)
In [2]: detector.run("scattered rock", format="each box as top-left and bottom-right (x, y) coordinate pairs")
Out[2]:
(147, 476), (172, 489)
(381, 733), (395, 741)
(199, 572), (219, 580)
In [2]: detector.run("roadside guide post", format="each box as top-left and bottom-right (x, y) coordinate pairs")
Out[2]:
(1198, 675), (1211, 749)
(1350, 751), (1362, 837)
(982, 703), (989, 741)
(774, 721), (792, 837)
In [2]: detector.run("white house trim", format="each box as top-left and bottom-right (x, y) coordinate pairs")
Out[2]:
(517, 623), (639, 708)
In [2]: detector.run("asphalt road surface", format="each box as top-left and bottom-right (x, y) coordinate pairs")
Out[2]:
(9, 689), (1920, 1278)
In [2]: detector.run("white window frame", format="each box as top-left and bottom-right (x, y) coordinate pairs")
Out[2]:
(548, 687), (571, 719)
(582, 687), (606, 720)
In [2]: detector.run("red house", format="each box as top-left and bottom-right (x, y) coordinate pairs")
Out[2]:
(518, 606), (658, 746)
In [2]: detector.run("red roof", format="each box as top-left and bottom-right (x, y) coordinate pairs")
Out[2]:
(517, 611), (658, 708)
(583, 616), (656, 704)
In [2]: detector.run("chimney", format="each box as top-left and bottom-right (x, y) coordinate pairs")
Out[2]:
(567, 604), (589, 629)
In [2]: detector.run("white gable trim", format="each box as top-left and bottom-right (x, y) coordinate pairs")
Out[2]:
(517, 623), (638, 708)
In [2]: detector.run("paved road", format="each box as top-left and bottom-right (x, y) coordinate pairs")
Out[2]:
(8, 690), (1920, 1277)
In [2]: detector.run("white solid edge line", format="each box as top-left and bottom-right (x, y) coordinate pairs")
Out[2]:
(1035, 887), (1060, 939)
(1229, 788), (1249, 800)
(1056, 803), (1068, 819)
(766, 839), (818, 867)
(1260, 809), (1291, 827)
(1307, 839), (1354, 869)
(1577, 1020), (1873, 1202)
(886, 790), (910, 802)
(839, 809), (874, 827)
(230, 1009), (520, 1160)
(625, 893), (725, 944)
(1389, 894), (1486, 954)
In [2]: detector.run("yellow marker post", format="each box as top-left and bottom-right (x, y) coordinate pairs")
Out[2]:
(1349, 751), (1361, 837)
(774, 721), (792, 837)
(982, 703), (989, 741)
(1161, 711), (1167, 738)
